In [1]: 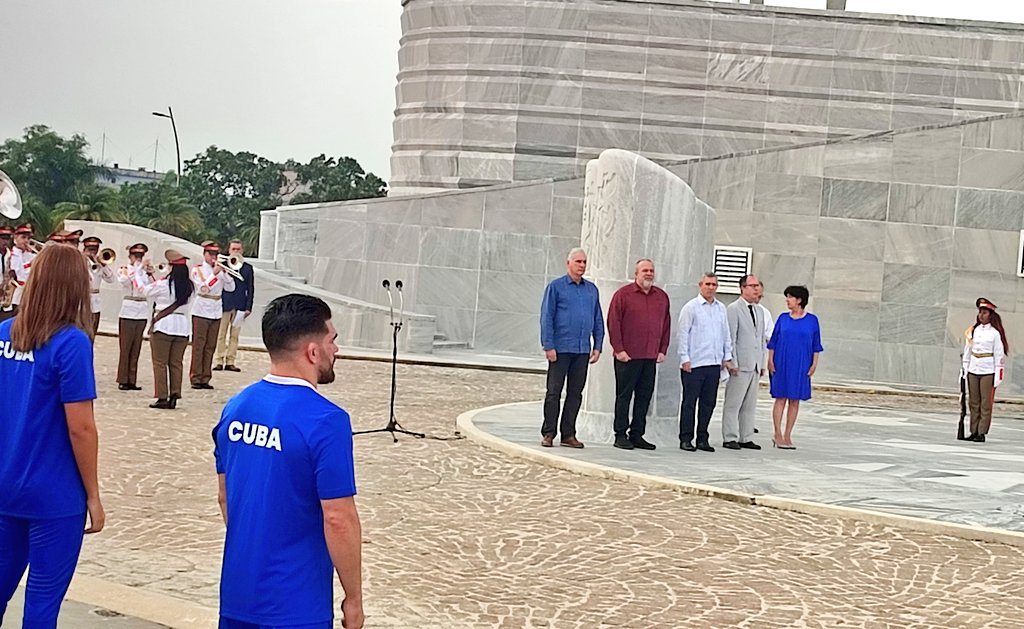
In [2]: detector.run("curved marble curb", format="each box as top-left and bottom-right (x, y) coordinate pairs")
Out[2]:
(66, 574), (217, 627)
(457, 402), (1024, 548)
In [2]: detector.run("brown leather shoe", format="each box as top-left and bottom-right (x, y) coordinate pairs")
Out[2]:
(560, 437), (585, 449)
(541, 435), (554, 447)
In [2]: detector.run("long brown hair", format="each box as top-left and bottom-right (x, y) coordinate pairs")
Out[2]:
(974, 309), (1011, 354)
(11, 244), (93, 351)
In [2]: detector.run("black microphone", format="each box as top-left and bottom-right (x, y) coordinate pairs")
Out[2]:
(395, 280), (403, 290)
(382, 279), (390, 288)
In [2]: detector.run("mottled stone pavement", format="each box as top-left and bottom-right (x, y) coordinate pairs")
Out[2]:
(66, 337), (1024, 627)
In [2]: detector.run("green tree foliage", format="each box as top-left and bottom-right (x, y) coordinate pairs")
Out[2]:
(180, 147), (285, 252)
(288, 154), (387, 204)
(119, 174), (203, 239)
(55, 184), (127, 223)
(0, 125), (95, 208)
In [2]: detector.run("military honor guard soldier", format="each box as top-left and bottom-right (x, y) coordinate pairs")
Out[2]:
(141, 249), (194, 409)
(6, 224), (37, 318)
(83, 236), (116, 337)
(116, 243), (150, 391)
(190, 241), (235, 389)
(0, 226), (13, 322)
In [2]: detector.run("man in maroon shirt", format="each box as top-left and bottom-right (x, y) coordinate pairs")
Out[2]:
(607, 259), (672, 450)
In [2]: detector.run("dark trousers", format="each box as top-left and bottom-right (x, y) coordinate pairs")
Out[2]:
(613, 359), (657, 439)
(151, 331), (188, 399)
(679, 365), (720, 445)
(190, 315), (219, 385)
(90, 312), (101, 340)
(542, 353), (589, 439)
(117, 318), (147, 385)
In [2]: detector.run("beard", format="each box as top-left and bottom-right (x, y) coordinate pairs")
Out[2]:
(639, 278), (654, 289)
(317, 358), (337, 385)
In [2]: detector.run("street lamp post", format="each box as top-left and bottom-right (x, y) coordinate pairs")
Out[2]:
(151, 107), (181, 186)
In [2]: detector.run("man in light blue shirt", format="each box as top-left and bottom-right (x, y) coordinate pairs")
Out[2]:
(677, 273), (733, 452)
(539, 247), (604, 448)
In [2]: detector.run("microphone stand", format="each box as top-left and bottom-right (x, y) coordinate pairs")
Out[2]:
(354, 279), (425, 442)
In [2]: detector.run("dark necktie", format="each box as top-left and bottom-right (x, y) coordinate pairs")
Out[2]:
(748, 304), (757, 330)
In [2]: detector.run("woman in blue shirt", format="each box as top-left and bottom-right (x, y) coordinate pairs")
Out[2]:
(0, 244), (104, 627)
(767, 285), (823, 450)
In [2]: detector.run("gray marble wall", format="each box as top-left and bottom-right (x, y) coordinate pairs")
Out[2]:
(267, 111), (1024, 391)
(391, 0), (1024, 194)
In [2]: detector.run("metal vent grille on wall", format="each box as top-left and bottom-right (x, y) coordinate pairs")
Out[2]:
(713, 246), (752, 295)
(1018, 230), (1024, 277)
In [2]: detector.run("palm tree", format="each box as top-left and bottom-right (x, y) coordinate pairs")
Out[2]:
(143, 194), (203, 239)
(54, 184), (126, 223)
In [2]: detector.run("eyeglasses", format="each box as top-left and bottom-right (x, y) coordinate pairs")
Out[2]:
(742, 283), (762, 288)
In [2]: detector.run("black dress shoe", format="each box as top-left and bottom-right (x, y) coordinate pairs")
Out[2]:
(723, 441), (741, 450)
(630, 437), (657, 451)
(614, 436), (635, 450)
(168, 397), (178, 409)
(213, 365), (224, 371)
(739, 441), (762, 450)
(118, 383), (131, 391)
(224, 365), (241, 372)
(972, 434), (986, 442)
(696, 442), (716, 452)
(149, 399), (171, 409)
(680, 441), (696, 452)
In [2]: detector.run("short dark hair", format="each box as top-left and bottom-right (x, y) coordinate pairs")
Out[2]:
(784, 285), (810, 308)
(739, 274), (752, 289)
(262, 294), (332, 355)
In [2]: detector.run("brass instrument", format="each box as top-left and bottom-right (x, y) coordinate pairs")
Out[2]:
(0, 170), (23, 220)
(0, 277), (18, 309)
(27, 239), (46, 254)
(154, 262), (171, 277)
(89, 248), (116, 271)
(216, 253), (244, 280)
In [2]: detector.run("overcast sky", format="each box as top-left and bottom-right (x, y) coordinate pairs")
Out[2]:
(3, 0), (1023, 183)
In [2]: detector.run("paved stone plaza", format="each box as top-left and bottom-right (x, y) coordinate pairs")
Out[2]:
(59, 337), (1024, 627)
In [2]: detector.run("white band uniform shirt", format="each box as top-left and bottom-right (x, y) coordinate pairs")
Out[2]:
(190, 261), (235, 320)
(964, 323), (1006, 384)
(677, 295), (733, 367)
(117, 262), (151, 320)
(89, 263), (116, 314)
(139, 273), (192, 337)
(8, 247), (35, 307)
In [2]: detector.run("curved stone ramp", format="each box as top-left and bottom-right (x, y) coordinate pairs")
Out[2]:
(459, 401), (1024, 547)
(65, 220), (437, 353)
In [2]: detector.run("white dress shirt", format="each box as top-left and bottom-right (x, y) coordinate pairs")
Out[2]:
(677, 294), (733, 368)
(118, 262), (151, 320)
(8, 247), (35, 307)
(142, 277), (192, 337)
(964, 323), (1006, 379)
(89, 262), (116, 314)
(190, 261), (235, 320)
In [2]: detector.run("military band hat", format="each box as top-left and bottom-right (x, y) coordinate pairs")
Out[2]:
(0, 226), (13, 236)
(66, 229), (84, 244)
(14, 224), (32, 235)
(46, 231), (67, 242)
(82, 236), (102, 248)
(977, 297), (997, 311)
(201, 240), (220, 253)
(128, 242), (149, 255)
(164, 248), (189, 265)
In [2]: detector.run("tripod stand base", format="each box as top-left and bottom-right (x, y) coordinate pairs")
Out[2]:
(353, 420), (425, 442)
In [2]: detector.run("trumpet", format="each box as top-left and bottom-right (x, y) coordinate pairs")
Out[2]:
(89, 248), (116, 271)
(28, 239), (46, 254)
(154, 263), (171, 277)
(216, 253), (244, 280)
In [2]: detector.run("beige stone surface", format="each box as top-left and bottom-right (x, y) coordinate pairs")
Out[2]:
(81, 336), (1024, 627)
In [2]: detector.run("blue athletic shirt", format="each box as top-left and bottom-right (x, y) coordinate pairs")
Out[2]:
(213, 375), (357, 626)
(0, 319), (96, 519)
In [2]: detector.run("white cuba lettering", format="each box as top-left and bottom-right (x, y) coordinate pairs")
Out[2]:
(0, 340), (34, 363)
(226, 420), (281, 452)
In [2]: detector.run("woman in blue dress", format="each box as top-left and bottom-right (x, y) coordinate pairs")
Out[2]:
(767, 285), (823, 450)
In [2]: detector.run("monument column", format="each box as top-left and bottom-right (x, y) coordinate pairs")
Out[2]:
(575, 149), (715, 445)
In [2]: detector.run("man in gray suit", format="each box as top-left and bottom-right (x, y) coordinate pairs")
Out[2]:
(722, 275), (767, 450)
